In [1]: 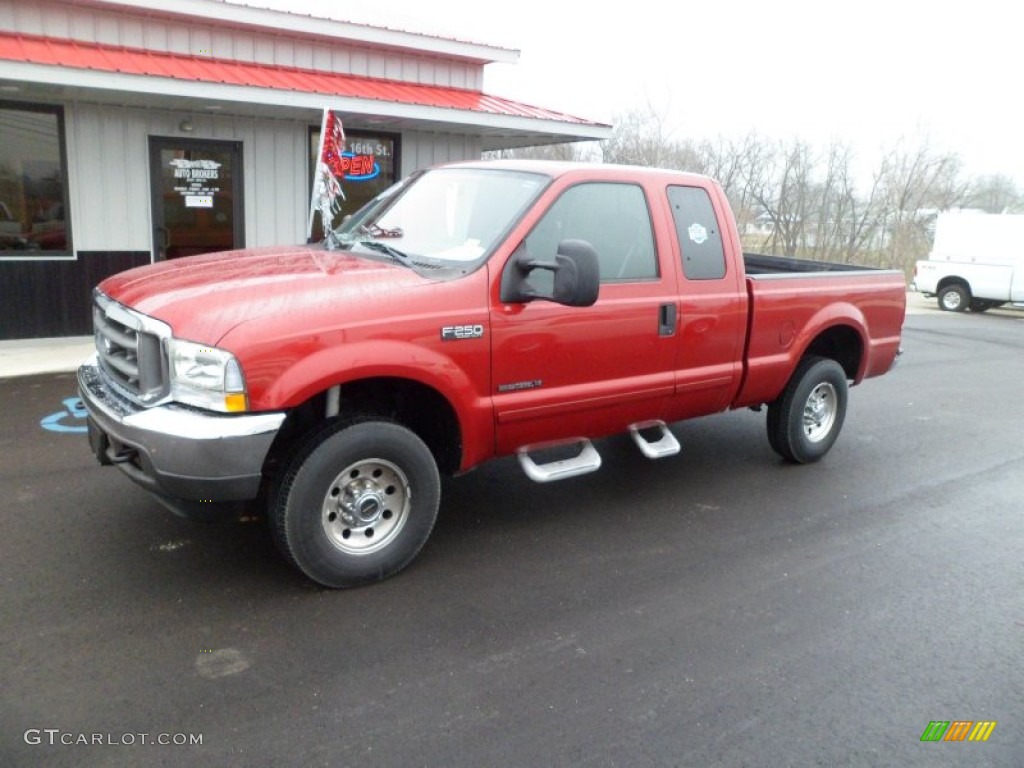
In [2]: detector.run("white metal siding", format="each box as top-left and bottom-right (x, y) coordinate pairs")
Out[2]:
(64, 103), (486, 254)
(401, 132), (483, 176)
(66, 104), (311, 254)
(0, 0), (484, 89)
(65, 103), (151, 253)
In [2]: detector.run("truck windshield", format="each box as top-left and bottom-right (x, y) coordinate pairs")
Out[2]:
(332, 168), (549, 271)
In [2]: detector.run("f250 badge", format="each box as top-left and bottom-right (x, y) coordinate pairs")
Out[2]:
(441, 324), (484, 341)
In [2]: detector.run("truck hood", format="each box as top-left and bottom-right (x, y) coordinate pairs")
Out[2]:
(99, 245), (436, 344)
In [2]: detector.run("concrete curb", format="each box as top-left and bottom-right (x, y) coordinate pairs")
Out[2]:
(0, 336), (94, 379)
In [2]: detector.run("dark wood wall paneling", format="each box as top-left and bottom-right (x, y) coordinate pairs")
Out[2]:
(0, 252), (150, 339)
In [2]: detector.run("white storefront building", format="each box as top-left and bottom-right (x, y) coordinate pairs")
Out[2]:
(0, 0), (609, 338)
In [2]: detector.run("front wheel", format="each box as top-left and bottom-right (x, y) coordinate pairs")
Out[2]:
(767, 356), (849, 464)
(270, 419), (441, 588)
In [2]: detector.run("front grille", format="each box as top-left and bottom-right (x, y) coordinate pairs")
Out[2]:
(93, 293), (169, 403)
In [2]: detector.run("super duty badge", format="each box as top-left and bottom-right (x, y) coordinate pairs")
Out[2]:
(441, 324), (484, 341)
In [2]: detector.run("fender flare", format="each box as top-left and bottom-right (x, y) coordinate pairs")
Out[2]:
(255, 340), (491, 469)
(790, 301), (869, 382)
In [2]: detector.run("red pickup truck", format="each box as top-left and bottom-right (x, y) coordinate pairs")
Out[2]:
(79, 160), (905, 587)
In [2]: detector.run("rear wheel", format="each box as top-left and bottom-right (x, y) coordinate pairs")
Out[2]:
(270, 419), (440, 588)
(938, 284), (969, 312)
(766, 401), (783, 455)
(767, 356), (849, 463)
(969, 299), (994, 312)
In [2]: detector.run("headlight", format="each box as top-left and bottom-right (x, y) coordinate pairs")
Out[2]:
(168, 339), (248, 413)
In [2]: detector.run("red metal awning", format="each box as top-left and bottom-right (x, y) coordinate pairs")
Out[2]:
(0, 31), (602, 126)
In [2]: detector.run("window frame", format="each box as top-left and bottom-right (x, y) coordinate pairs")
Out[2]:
(667, 184), (728, 281)
(306, 125), (401, 241)
(0, 101), (73, 261)
(524, 180), (660, 286)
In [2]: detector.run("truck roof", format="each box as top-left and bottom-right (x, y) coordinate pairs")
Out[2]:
(444, 158), (715, 186)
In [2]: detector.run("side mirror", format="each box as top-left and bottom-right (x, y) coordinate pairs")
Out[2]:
(500, 239), (600, 307)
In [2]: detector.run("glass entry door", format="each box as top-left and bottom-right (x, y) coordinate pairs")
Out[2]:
(149, 137), (243, 260)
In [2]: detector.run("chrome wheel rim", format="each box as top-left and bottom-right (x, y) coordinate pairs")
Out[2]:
(803, 383), (838, 443)
(942, 291), (962, 310)
(321, 458), (411, 555)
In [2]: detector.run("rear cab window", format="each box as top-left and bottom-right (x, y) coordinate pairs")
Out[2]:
(668, 185), (727, 280)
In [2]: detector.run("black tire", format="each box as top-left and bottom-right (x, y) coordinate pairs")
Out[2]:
(270, 419), (440, 588)
(767, 356), (849, 464)
(937, 284), (969, 312)
(969, 299), (993, 312)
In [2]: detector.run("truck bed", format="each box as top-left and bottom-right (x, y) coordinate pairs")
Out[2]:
(733, 255), (906, 409)
(743, 252), (883, 276)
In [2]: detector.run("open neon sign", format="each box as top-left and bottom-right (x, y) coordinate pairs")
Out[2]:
(340, 152), (380, 181)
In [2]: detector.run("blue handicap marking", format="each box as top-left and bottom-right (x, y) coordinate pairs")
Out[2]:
(41, 396), (88, 434)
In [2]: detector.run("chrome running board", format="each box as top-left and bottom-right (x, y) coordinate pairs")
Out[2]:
(517, 439), (602, 483)
(629, 420), (681, 459)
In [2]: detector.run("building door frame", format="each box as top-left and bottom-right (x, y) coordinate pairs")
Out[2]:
(148, 136), (244, 261)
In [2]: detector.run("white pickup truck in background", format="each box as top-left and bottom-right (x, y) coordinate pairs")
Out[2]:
(912, 211), (1024, 312)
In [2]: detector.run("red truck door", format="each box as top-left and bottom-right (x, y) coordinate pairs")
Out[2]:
(490, 180), (679, 454)
(663, 183), (746, 419)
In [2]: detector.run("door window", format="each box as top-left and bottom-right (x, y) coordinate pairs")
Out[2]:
(150, 139), (243, 260)
(525, 182), (657, 287)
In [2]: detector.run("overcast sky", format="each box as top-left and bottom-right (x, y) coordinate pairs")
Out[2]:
(242, 0), (1019, 183)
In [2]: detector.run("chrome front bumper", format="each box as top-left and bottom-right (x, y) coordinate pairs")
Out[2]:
(78, 357), (285, 503)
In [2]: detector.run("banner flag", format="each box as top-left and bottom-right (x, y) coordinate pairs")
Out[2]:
(307, 108), (346, 241)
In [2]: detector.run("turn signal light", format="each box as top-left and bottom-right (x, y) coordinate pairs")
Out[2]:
(224, 393), (249, 412)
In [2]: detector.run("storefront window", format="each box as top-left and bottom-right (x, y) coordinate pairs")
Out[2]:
(0, 103), (70, 255)
(308, 127), (399, 241)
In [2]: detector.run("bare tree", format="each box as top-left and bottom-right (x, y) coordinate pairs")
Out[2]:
(834, 156), (889, 265)
(693, 133), (764, 236)
(965, 174), (1024, 213)
(799, 141), (889, 264)
(741, 138), (818, 257)
(877, 141), (968, 271)
(601, 105), (702, 170)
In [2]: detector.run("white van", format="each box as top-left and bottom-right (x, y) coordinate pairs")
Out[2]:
(912, 211), (1024, 311)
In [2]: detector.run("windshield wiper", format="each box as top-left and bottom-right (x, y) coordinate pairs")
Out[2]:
(357, 239), (412, 265)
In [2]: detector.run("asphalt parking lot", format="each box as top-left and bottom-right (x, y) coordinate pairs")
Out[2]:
(2, 299), (1022, 767)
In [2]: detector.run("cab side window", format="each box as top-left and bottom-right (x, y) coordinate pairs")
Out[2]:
(525, 182), (658, 286)
(668, 185), (727, 280)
